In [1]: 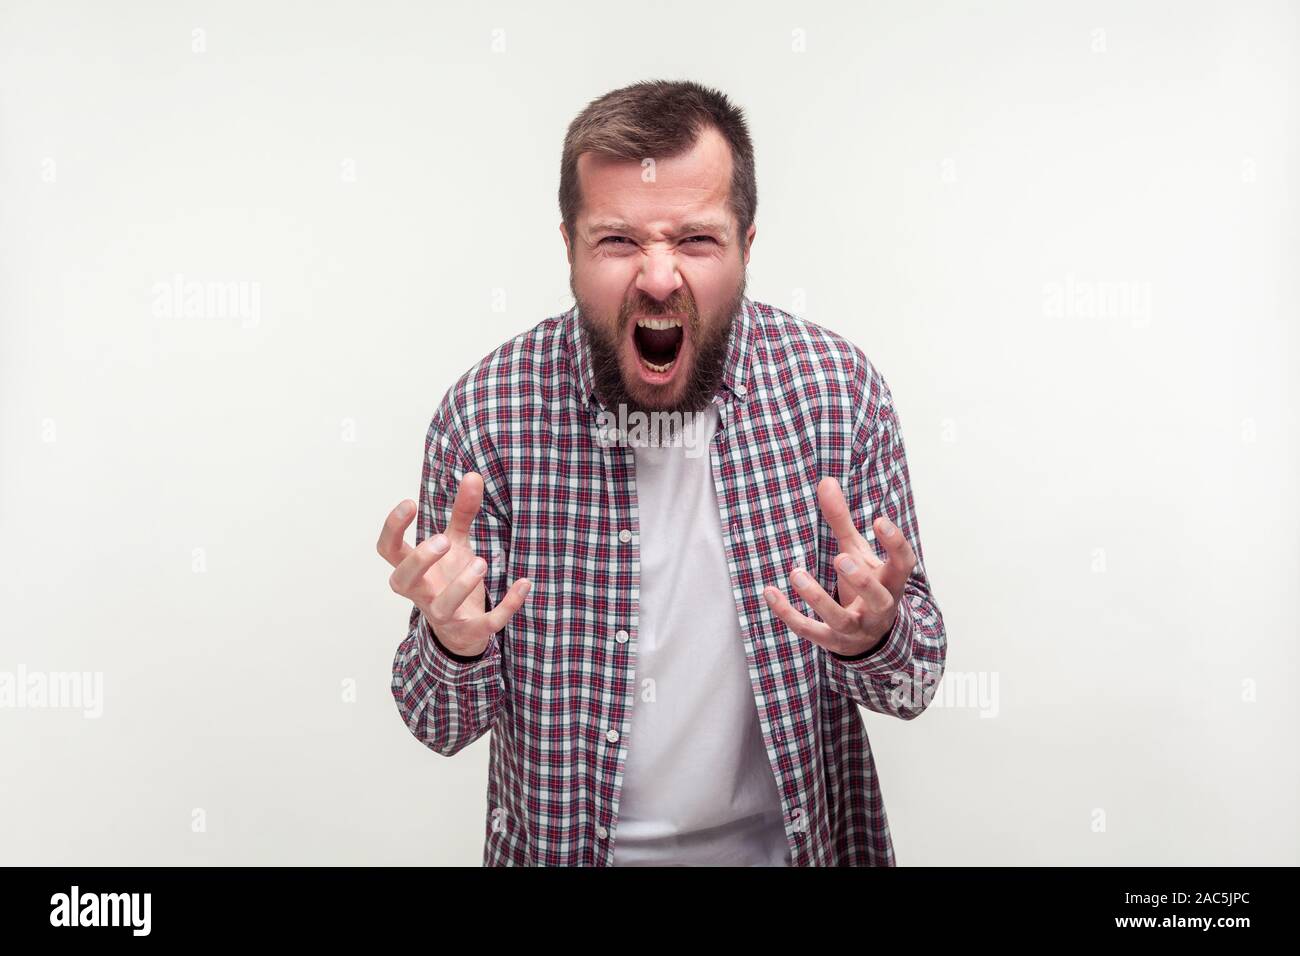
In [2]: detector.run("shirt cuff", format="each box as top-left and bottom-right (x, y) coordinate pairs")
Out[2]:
(827, 599), (915, 676)
(831, 616), (896, 661)
(415, 614), (500, 686)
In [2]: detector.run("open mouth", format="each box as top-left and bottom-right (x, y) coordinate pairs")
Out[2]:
(631, 315), (685, 375)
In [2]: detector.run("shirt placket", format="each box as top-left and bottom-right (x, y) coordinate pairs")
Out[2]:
(590, 415), (640, 866)
(709, 389), (809, 866)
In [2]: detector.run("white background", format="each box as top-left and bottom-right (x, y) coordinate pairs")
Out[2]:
(1, 0), (1296, 865)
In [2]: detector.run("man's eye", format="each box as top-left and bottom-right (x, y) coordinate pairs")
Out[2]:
(598, 235), (713, 247)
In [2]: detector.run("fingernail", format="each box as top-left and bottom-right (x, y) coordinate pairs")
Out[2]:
(792, 570), (811, 587)
(431, 534), (448, 551)
(880, 518), (896, 536)
(764, 588), (777, 603)
(471, 558), (486, 575)
(840, 556), (858, 573)
(398, 502), (413, 517)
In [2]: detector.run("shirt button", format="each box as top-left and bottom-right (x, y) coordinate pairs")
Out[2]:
(615, 629), (629, 644)
(595, 824), (609, 839)
(618, 528), (632, 543)
(606, 729), (620, 743)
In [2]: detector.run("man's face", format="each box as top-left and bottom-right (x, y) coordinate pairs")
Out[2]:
(561, 125), (756, 416)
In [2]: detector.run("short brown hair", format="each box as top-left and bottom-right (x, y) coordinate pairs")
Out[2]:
(558, 79), (757, 244)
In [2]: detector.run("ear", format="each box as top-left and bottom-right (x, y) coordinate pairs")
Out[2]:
(559, 221), (572, 262)
(742, 222), (756, 266)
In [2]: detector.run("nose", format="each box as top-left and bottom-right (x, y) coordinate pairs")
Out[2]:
(634, 247), (683, 304)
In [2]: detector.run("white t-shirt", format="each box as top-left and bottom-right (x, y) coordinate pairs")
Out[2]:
(611, 403), (791, 867)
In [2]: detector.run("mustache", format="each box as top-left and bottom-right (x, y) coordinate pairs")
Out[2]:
(620, 293), (698, 325)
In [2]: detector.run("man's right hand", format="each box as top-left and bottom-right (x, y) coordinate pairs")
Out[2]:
(378, 471), (531, 658)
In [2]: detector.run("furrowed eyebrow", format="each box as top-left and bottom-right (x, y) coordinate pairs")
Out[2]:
(587, 220), (729, 239)
(674, 220), (728, 238)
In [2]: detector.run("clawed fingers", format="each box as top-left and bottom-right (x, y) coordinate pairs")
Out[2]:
(445, 472), (485, 546)
(388, 532), (450, 601)
(763, 583), (836, 650)
(482, 578), (533, 635)
(817, 477), (871, 556)
(763, 551), (901, 657)
(377, 499), (418, 567)
(427, 551), (489, 622)
(381, 475), (531, 653)
(870, 516), (917, 598)
(786, 564), (861, 634)
(429, 574), (534, 651)
(848, 543), (883, 569)
(833, 552), (896, 616)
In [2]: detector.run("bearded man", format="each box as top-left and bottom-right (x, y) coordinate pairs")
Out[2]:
(380, 79), (947, 867)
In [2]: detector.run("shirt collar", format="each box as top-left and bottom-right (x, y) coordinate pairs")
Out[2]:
(568, 295), (755, 409)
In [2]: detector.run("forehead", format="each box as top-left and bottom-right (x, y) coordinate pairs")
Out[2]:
(576, 125), (734, 232)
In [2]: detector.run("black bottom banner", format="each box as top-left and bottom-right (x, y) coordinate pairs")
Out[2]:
(0, 865), (1279, 943)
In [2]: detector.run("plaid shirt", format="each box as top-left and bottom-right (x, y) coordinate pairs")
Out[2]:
(391, 296), (947, 866)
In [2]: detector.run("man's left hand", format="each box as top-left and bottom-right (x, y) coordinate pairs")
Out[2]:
(762, 476), (916, 657)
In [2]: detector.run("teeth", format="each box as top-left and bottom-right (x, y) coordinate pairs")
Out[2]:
(643, 358), (676, 373)
(636, 317), (683, 330)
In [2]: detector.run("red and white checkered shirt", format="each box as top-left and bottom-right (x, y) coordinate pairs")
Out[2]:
(391, 296), (947, 866)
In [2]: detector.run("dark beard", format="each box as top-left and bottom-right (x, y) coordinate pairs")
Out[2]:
(576, 273), (747, 423)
